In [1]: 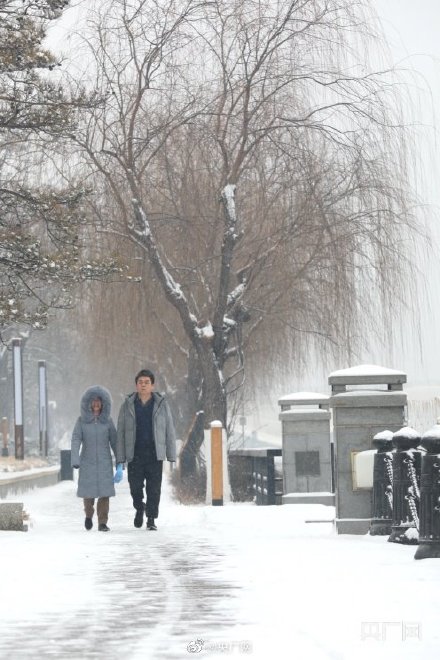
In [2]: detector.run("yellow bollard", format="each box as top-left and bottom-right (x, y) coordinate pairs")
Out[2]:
(211, 421), (223, 506)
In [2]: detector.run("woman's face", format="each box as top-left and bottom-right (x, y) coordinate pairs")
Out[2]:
(91, 398), (102, 414)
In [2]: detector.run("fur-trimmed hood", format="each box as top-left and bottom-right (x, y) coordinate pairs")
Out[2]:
(80, 385), (112, 424)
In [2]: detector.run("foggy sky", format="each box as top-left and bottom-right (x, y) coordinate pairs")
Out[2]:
(46, 1), (440, 393)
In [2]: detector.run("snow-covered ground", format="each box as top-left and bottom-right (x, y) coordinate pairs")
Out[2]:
(0, 465), (59, 481)
(0, 476), (439, 660)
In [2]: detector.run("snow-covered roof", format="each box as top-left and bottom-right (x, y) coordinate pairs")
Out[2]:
(330, 390), (407, 408)
(329, 364), (405, 377)
(328, 364), (406, 386)
(278, 391), (329, 407)
(332, 390), (403, 397)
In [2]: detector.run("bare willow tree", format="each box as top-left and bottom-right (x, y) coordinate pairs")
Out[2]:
(72, 0), (418, 451)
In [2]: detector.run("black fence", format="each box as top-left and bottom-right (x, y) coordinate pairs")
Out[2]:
(229, 448), (282, 505)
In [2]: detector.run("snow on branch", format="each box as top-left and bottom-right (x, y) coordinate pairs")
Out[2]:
(130, 197), (200, 344)
(227, 282), (246, 309)
(131, 199), (151, 238)
(195, 321), (214, 340)
(221, 184), (237, 228)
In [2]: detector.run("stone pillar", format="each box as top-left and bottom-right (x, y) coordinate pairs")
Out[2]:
(279, 392), (333, 506)
(329, 364), (407, 535)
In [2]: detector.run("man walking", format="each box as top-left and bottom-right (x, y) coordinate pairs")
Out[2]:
(116, 369), (176, 530)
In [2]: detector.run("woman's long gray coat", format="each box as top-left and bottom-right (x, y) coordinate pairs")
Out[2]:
(71, 386), (117, 498)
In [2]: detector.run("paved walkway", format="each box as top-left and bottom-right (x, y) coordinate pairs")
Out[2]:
(0, 477), (253, 660)
(1, 475), (440, 660)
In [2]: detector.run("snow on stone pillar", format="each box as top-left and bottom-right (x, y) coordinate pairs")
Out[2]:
(12, 338), (24, 460)
(38, 360), (48, 457)
(211, 421), (223, 506)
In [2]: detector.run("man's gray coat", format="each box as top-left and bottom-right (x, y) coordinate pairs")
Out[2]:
(116, 392), (176, 464)
(71, 386), (117, 498)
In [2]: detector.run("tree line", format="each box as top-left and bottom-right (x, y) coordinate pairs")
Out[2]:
(0, 1), (422, 472)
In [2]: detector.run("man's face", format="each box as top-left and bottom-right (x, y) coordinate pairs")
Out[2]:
(136, 376), (154, 400)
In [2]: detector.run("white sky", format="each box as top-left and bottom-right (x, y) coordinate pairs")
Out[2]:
(278, 1), (440, 400)
(367, 1), (440, 386)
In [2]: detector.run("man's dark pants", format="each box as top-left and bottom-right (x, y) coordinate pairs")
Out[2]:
(127, 458), (163, 519)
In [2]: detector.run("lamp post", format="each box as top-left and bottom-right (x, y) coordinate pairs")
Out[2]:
(38, 361), (48, 457)
(1, 417), (8, 457)
(12, 339), (24, 460)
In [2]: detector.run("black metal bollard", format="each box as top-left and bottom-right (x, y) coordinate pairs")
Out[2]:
(414, 425), (440, 559)
(369, 430), (394, 536)
(60, 450), (73, 481)
(388, 427), (422, 545)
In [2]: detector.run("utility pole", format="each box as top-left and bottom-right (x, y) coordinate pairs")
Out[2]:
(38, 361), (48, 457)
(12, 339), (24, 460)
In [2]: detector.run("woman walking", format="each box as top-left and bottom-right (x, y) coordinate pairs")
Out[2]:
(71, 385), (118, 531)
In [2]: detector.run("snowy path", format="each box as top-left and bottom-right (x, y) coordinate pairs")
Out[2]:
(1, 477), (439, 659)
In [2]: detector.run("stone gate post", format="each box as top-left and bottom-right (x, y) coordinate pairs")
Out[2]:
(329, 365), (407, 534)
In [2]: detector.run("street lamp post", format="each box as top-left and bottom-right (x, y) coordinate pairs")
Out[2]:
(38, 361), (48, 457)
(12, 339), (24, 460)
(1, 417), (8, 457)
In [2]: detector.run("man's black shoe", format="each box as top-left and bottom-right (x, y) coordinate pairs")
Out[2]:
(146, 517), (157, 531)
(98, 523), (110, 532)
(134, 508), (144, 528)
(85, 517), (93, 530)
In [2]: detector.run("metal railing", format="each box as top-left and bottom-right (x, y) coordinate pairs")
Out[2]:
(229, 448), (282, 505)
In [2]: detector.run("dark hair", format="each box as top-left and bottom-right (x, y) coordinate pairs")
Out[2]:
(135, 369), (155, 384)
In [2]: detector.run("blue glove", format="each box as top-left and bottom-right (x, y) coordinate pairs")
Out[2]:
(113, 463), (123, 484)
